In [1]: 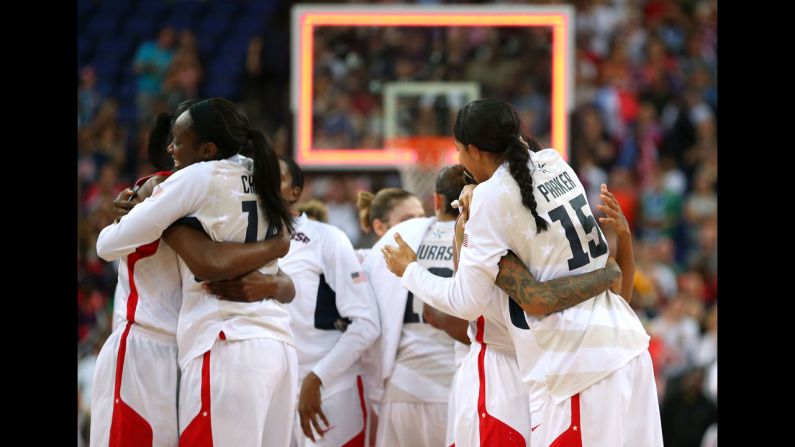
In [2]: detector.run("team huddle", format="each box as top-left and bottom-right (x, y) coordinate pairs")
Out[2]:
(91, 97), (663, 447)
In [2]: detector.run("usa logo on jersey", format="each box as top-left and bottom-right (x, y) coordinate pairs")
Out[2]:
(351, 271), (367, 284)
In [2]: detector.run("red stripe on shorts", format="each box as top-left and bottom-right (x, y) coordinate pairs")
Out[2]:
(475, 316), (525, 446)
(341, 375), (367, 447)
(549, 394), (583, 447)
(179, 351), (214, 447)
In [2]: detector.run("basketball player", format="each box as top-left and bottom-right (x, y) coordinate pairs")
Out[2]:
(385, 98), (662, 446)
(272, 157), (380, 447)
(354, 187), (426, 445)
(360, 165), (470, 447)
(91, 100), (294, 447)
(97, 98), (298, 446)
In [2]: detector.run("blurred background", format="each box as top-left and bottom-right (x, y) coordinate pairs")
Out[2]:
(77, 1), (717, 446)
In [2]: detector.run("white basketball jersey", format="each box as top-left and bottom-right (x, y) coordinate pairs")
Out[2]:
(173, 156), (293, 369)
(384, 221), (458, 403)
(96, 154), (294, 370)
(99, 172), (183, 338)
(278, 213), (379, 397)
(110, 242), (182, 337)
(472, 150), (650, 410)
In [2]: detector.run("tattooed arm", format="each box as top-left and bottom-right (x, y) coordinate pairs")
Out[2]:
(455, 193), (620, 317)
(496, 253), (621, 316)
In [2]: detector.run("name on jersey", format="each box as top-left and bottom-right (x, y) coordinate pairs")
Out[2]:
(292, 232), (310, 243)
(240, 175), (257, 194)
(537, 171), (577, 203)
(417, 244), (453, 261)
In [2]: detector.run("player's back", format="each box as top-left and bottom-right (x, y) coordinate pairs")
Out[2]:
(384, 220), (461, 403)
(111, 173), (182, 337)
(279, 214), (359, 389)
(487, 149), (649, 409)
(112, 242), (181, 336)
(175, 155), (293, 370)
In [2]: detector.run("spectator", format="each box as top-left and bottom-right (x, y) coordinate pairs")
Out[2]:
(133, 26), (176, 125)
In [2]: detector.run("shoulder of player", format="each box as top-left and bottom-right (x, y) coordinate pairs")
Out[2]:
(371, 216), (431, 251)
(304, 218), (340, 243)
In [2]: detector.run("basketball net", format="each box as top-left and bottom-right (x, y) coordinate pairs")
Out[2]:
(386, 136), (458, 212)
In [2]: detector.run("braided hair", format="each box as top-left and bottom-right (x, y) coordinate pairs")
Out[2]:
(453, 98), (548, 232)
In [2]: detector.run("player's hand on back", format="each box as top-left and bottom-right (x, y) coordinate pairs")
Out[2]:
(382, 233), (417, 277)
(458, 184), (476, 221)
(112, 175), (169, 223)
(202, 271), (275, 303)
(112, 189), (137, 223)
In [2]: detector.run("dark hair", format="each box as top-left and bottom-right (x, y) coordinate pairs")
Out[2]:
(453, 98), (548, 232)
(435, 165), (467, 217)
(279, 157), (304, 190)
(296, 199), (328, 223)
(188, 98), (294, 233)
(355, 188), (415, 234)
(147, 98), (203, 170)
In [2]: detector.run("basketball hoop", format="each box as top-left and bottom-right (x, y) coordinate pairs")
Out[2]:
(386, 136), (457, 210)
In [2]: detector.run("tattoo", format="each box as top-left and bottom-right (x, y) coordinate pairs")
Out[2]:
(495, 251), (619, 315)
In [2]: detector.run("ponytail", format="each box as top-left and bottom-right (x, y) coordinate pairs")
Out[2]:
(248, 129), (295, 234)
(356, 191), (374, 233)
(356, 188), (415, 234)
(505, 136), (548, 233)
(147, 113), (174, 170)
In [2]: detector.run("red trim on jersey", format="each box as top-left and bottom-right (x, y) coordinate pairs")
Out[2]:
(107, 237), (162, 446)
(134, 171), (173, 188)
(341, 375), (367, 447)
(475, 316), (526, 447)
(549, 394), (583, 447)
(125, 241), (161, 322)
(179, 351), (214, 447)
(108, 321), (154, 446)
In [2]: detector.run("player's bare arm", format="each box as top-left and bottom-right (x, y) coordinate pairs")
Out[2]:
(113, 176), (294, 303)
(596, 183), (634, 302)
(202, 269), (296, 304)
(423, 304), (470, 344)
(161, 223), (290, 281)
(387, 204), (621, 317)
(496, 254), (620, 316)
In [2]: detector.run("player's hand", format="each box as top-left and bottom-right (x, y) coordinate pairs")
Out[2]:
(605, 256), (622, 292)
(112, 189), (139, 223)
(298, 372), (330, 442)
(202, 271), (274, 302)
(596, 184), (630, 239)
(382, 233), (417, 277)
(453, 211), (467, 272)
(458, 184), (476, 220)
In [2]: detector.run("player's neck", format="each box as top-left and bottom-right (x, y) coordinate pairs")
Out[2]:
(435, 211), (455, 222)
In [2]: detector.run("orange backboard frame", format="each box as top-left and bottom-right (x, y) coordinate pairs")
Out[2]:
(291, 5), (575, 170)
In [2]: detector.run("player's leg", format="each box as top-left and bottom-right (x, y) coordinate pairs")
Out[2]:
(118, 327), (179, 447)
(480, 348), (531, 447)
(91, 325), (179, 447)
(180, 336), (281, 447)
(531, 351), (663, 447)
(376, 402), (447, 447)
(261, 341), (299, 447)
(89, 329), (122, 447)
(579, 350), (663, 447)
